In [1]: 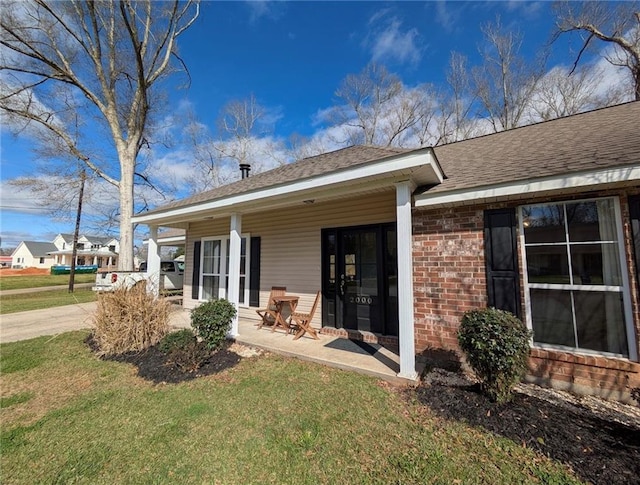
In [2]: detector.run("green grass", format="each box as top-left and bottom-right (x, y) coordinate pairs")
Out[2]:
(0, 332), (583, 485)
(0, 288), (97, 314)
(0, 274), (96, 291)
(0, 392), (34, 409)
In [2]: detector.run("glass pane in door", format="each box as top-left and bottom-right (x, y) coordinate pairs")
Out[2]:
(342, 229), (379, 332)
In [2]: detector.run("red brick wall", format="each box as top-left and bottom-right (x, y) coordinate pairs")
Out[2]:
(412, 189), (640, 401)
(412, 205), (488, 352)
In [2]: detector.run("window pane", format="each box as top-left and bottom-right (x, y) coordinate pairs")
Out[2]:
(567, 199), (616, 242)
(239, 276), (246, 304)
(574, 291), (627, 355)
(523, 204), (565, 243)
(526, 245), (570, 284)
(240, 238), (247, 275)
(203, 240), (221, 274)
(202, 275), (219, 301)
(361, 263), (378, 295)
(530, 289), (575, 347)
(570, 243), (621, 286)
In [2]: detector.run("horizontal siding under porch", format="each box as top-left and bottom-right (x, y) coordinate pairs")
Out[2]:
(183, 190), (397, 329)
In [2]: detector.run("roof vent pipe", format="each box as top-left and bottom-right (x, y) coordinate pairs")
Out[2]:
(239, 163), (251, 179)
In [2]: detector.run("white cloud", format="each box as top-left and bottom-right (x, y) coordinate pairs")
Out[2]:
(504, 1), (544, 19)
(0, 181), (44, 214)
(244, 0), (286, 24)
(365, 11), (422, 66)
(434, 1), (457, 33)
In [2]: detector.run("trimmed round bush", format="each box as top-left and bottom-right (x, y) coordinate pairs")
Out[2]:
(190, 299), (236, 349)
(457, 307), (532, 403)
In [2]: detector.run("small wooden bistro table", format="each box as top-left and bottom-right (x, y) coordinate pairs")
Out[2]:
(270, 295), (299, 333)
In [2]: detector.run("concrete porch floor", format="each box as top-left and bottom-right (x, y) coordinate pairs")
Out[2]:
(169, 308), (422, 385)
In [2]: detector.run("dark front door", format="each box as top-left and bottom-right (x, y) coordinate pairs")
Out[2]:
(322, 224), (398, 336)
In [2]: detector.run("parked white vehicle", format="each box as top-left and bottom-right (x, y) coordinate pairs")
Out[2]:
(93, 260), (184, 292)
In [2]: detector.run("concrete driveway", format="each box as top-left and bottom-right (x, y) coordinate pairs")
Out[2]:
(0, 303), (190, 343)
(1, 302), (98, 343)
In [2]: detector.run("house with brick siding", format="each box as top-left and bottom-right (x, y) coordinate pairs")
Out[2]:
(134, 101), (640, 402)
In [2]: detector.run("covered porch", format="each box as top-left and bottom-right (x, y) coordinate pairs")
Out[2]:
(134, 146), (443, 382)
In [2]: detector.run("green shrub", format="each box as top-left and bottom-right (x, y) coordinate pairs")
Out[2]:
(457, 307), (532, 403)
(159, 329), (210, 373)
(159, 329), (196, 354)
(190, 299), (236, 349)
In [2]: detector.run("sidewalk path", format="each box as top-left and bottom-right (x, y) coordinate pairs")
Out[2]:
(0, 302), (190, 343)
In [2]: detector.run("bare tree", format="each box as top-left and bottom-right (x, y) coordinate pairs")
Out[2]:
(184, 114), (228, 194)
(287, 133), (331, 162)
(331, 63), (403, 146)
(0, 0), (199, 270)
(436, 52), (479, 144)
(528, 64), (627, 122)
(214, 93), (285, 175)
(472, 18), (546, 132)
(330, 63), (442, 148)
(554, 1), (640, 101)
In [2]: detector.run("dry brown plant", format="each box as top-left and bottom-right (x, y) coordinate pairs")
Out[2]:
(92, 284), (170, 356)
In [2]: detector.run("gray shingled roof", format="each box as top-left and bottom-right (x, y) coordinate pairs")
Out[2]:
(144, 145), (408, 215)
(427, 101), (640, 195)
(22, 241), (58, 256)
(59, 234), (114, 244)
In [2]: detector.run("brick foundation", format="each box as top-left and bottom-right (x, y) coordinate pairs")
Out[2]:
(320, 326), (399, 349)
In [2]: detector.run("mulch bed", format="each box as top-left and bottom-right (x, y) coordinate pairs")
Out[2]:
(86, 336), (242, 384)
(410, 370), (640, 485)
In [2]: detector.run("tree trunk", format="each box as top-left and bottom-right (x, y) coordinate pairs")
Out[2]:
(117, 149), (136, 271)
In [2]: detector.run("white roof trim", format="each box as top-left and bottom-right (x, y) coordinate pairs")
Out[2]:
(143, 235), (186, 246)
(414, 165), (640, 208)
(133, 149), (441, 224)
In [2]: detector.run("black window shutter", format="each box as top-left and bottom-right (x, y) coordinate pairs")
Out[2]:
(629, 195), (640, 300)
(484, 208), (521, 318)
(249, 237), (261, 307)
(191, 240), (201, 301)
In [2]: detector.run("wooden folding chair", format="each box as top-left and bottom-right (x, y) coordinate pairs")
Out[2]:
(290, 291), (321, 340)
(255, 286), (286, 329)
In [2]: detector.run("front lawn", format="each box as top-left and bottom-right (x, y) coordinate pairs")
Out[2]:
(0, 274), (96, 291)
(0, 332), (582, 484)
(0, 288), (97, 314)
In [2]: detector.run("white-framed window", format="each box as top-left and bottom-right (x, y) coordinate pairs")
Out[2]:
(519, 197), (634, 358)
(200, 235), (250, 305)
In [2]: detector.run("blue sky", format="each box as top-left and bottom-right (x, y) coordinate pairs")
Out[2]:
(0, 1), (629, 249)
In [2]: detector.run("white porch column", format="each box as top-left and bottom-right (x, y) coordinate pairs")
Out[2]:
(396, 181), (418, 380)
(147, 225), (161, 297)
(227, 213), (242, 338)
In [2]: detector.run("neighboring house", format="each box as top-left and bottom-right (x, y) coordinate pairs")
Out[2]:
(0, 256), (12, 267)
(11, 241), (58, 268)
(11, 234), (120, 269)
(134, 101), (640, 402)
(49, 233), (119, 268)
